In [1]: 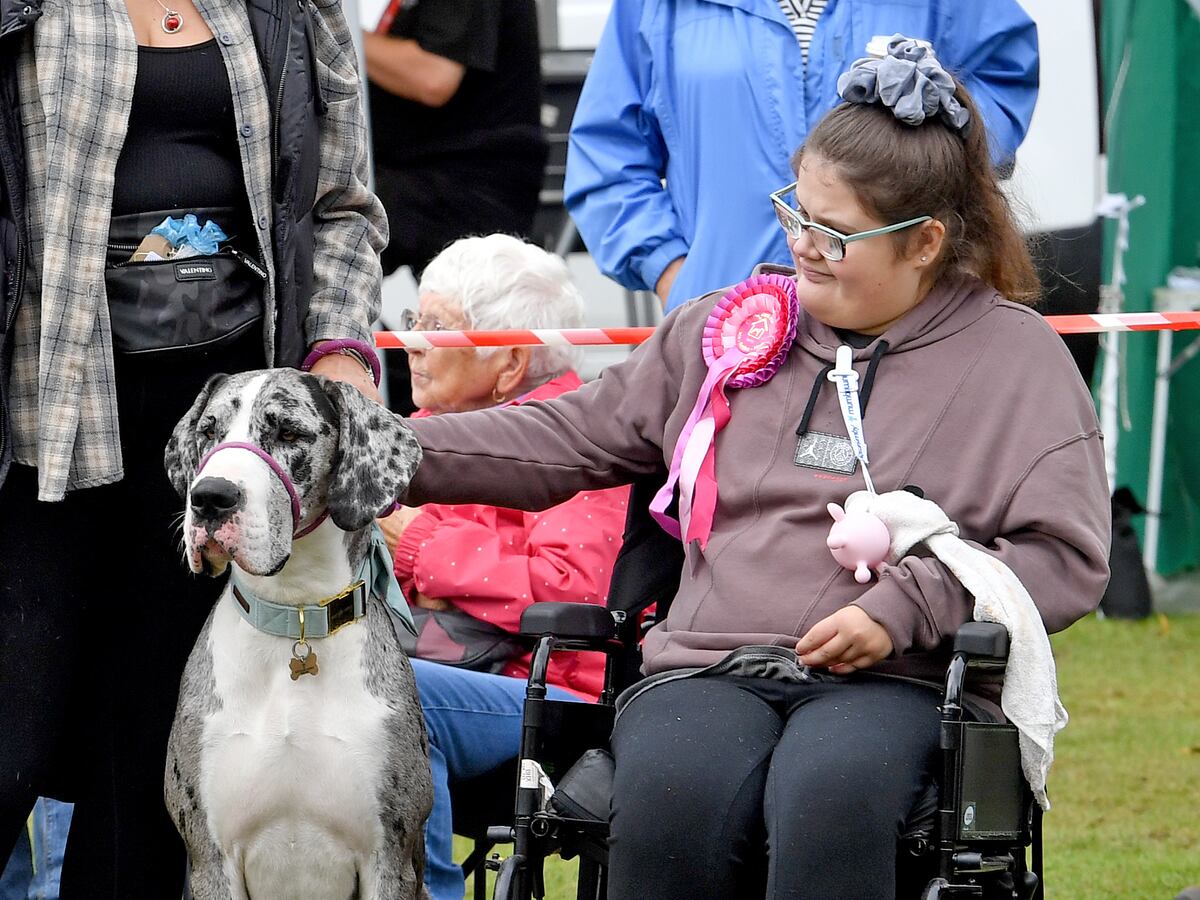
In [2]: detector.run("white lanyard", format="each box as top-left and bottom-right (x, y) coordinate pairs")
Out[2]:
(827, 345), (876, 493)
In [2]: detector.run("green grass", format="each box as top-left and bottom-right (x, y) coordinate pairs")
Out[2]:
(1045, 613), (1200, 898)
(458, 613), (1200, 899)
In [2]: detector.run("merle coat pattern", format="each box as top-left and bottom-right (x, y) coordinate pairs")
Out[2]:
(163, 369), (432, 900)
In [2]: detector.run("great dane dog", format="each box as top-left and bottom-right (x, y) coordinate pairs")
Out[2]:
(163, 368), (433, 900)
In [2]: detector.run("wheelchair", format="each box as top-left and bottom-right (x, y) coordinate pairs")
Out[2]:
(450, 479), (1044, 900)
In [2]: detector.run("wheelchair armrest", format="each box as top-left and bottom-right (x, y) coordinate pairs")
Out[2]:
(944, 623), (1010, 720)
(519, 602), (618, 643)
(953, 622), (1009, 663)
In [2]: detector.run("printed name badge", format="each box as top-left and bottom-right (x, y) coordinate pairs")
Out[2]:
(794, 431), (857, 475)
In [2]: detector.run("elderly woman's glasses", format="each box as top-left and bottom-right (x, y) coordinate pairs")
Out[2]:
(769, 182), (932, 262)
(400, 309), (453, 332)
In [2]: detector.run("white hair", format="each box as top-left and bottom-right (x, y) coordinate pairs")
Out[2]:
(418, 234), (586, 390)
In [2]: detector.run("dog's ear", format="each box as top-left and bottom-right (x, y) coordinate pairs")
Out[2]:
(321, 379), (423, 532)
(165, 373), (227, 498)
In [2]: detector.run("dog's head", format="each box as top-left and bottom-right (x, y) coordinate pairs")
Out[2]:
(165, 368), (422, 576)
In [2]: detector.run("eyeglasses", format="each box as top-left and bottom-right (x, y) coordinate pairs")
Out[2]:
(400, 309), (454, 332)
(769, 182), (932, 262)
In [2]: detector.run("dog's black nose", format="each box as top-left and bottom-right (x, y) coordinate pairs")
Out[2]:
(190, 477), (243, 521)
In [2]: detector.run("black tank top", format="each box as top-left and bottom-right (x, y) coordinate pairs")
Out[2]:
(111, 39), (251, 238)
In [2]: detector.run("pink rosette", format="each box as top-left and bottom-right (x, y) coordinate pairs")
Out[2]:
(703, 273), (798, 387)
(651, 274), (798, 548)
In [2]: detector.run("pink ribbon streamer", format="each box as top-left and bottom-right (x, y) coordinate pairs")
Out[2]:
(650, 347), (743, 541)
(649, 275), (799, 548)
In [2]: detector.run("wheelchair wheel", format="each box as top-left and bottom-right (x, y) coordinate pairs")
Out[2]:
(491, 854), (525, 900)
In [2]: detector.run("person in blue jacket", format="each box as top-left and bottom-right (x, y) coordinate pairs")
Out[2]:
(564, 0), (1039, 312)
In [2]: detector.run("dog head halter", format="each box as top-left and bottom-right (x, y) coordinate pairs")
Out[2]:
(197, 441), (402, 538)
(198, 441), (325, 538)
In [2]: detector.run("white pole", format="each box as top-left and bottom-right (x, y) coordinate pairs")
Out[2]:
(1097, 321), (1121, 494)
(1143, 329), (1173, 570)
(1094, 193), (1146, 493)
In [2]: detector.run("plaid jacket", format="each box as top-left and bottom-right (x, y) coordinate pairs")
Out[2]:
(8, 0), (386, 500)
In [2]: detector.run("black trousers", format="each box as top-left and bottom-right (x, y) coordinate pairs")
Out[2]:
(608, 674), (943, 900)
(0, 330), (262, 899)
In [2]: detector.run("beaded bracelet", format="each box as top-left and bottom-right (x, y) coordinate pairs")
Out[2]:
(301, 338), (382, 387)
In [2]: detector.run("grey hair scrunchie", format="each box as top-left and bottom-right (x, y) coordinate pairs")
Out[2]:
(836, 34), (971, 134)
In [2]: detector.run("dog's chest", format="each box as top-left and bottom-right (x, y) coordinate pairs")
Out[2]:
(200, 594), (392, 850)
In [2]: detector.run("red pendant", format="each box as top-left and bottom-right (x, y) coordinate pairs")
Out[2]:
(161, 10), (183, 33)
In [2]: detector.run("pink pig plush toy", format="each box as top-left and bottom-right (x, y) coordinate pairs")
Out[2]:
(826, 502), (891, 584)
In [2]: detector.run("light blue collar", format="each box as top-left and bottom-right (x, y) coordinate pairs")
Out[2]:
(230, 525), (417, 640)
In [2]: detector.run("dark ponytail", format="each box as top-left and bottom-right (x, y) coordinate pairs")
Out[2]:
(796, 80), (1040, 304)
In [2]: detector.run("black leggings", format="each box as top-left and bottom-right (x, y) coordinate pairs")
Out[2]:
(608, 674), (943, 900)
(0, 330), (262, 899)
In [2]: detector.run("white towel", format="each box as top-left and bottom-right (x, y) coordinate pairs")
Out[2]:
(844, 489), (1065, 809)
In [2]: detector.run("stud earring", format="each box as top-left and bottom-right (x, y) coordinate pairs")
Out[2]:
(920, 256), (928, 262)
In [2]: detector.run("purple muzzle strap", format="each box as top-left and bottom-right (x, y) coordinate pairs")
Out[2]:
(196, 441), (329, 538)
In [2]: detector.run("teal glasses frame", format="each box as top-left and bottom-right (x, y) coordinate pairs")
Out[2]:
(769, 182), (932, 262)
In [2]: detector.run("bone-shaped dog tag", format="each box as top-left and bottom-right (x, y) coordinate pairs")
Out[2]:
(290, 640), (319, 680)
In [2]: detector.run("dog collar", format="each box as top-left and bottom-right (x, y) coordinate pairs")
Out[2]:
(229, 525), (417, 641)
(231, 579), (367, 640)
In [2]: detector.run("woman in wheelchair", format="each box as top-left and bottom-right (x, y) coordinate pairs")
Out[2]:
(377, 234), (629, 900)
(398, 41), (1110, 899)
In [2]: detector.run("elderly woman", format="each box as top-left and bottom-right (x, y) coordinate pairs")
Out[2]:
(378, 234), (628, 900)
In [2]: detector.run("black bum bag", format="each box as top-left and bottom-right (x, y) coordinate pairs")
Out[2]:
(105, 208), (266, 355)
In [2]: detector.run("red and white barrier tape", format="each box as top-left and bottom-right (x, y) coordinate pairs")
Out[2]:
(375, 311), (1200, 350)
(1043, 311), (1200, 334)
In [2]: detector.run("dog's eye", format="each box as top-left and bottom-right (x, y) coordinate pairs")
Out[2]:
(279, 429), (299, 443)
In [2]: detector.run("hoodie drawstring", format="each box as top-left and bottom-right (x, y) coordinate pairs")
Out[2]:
(795, 339), (890, 438)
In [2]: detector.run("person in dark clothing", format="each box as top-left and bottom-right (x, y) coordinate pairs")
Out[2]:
(364, 0), (548, 277)
(363, 0), (549, 413)
(0, 2), (386, 897)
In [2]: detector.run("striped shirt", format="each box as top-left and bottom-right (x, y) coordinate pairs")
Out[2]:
(775, 0), (830, 65)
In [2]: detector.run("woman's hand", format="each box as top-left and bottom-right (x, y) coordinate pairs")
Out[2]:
(795, 606), (894, 674)
(308, 349), (384, 405)
(377, 506), (449, 610)
(654, 255), (686, 309)
(377, 505), (425, 558)
(412, 592), (453, 611)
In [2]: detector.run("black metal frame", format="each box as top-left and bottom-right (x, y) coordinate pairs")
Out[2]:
(453, 613), (1043, 900)
(451, 478), (1044, 900)
(919, 622), (1043, 900)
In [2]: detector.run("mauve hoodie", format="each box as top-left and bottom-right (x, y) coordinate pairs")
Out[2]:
(403, 269), (1111, 685)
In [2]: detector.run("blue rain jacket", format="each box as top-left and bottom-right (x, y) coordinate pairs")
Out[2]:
(564, 0), (1039, 311)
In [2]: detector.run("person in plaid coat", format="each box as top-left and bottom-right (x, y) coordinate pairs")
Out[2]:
(0, 1), (387, 895)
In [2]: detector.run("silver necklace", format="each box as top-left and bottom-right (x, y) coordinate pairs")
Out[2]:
(152, 0), (185, 34)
